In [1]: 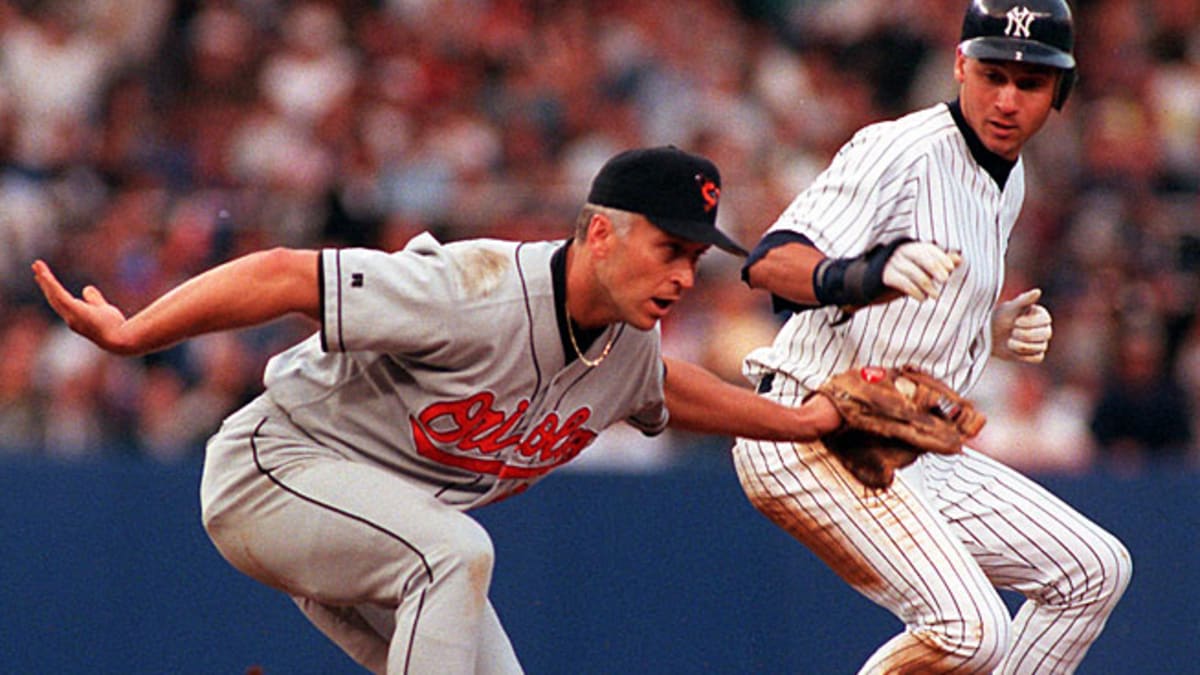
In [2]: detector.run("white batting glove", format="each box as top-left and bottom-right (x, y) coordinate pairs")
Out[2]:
(991, 288), (1053, 363)
(881, 242), (961, 301)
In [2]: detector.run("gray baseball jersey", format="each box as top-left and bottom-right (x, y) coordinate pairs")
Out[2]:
(259, 232), (667, 508)
(198, 231), (671, 674)
(734, 102), (1130, 673)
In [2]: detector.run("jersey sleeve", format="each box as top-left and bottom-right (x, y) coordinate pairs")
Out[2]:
(739, 230), (819, 314)
(765, 124), (925, 258)
(320, 233), (472, 356)
(625, 357), (669, 436)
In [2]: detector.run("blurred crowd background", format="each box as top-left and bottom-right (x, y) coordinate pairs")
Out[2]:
(0, 0), (1197, 475)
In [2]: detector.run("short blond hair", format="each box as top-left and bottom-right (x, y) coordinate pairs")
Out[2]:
(574, 204), (635, 242)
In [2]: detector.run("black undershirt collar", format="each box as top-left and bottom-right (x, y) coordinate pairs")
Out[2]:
(551, 240), (604, 363)
(946, 99), (1017, 190)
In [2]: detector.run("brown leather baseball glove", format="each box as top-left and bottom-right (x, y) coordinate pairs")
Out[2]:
(814, 365), (986, 489)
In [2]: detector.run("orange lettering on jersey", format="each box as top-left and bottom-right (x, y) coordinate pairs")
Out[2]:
(410, 393), (597, 478)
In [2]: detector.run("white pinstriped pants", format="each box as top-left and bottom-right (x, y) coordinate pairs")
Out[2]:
(733, 439), (1131, 674)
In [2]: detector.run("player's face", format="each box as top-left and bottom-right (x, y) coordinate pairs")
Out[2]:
(600, 216), (709, 331)
(955, 54), (1057, 160)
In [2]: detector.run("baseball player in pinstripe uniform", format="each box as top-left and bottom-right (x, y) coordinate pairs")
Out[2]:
(735, 2), (1131, 672)
(33, 146), (845, 674)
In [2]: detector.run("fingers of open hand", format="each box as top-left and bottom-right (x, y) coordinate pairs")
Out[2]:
(31, 259), (58, 292)
(883, 243), (958, 300)
(32, 260), (75, 316)
(82, 285), (108, 306)
(32, 260), (124, 344)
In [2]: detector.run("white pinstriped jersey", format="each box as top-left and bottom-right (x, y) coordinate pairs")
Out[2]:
(744, 103), (1024, 396)
(734, 99), (1132, 674)
(258, 232), (668, 508)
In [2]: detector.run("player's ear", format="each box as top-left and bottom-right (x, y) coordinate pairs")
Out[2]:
(586, 213), (616, 257)
(954, 50), (967, 84)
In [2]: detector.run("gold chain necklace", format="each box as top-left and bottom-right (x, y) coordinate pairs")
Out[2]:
(566, 313), (615, 368)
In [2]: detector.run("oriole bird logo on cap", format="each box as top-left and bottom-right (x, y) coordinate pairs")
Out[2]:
(696, 174), (719, 213)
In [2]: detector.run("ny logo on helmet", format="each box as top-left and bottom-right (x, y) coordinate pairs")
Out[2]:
(1005, 6), (1050, 38)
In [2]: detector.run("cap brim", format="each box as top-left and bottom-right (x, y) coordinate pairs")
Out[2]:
(960, 37), (1075, 70)
(651, 217), (749, 257)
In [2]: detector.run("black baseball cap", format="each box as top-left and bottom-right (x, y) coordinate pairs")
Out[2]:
(587, 146), (747, 256)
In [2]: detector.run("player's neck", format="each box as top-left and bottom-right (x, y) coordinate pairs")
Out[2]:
(563, 241), (614, 329)
(947, 99), (1017, 189)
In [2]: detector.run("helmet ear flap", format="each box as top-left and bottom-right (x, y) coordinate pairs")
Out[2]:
(1053, 68), (1076, 110)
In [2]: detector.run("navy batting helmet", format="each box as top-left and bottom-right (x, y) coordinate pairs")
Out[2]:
(959, 0), (1076, 110)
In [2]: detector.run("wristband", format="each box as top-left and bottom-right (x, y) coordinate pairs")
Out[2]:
(812, 238), (913, 306)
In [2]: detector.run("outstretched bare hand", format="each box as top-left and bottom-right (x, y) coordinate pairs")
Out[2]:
(32, 259), (132, 354)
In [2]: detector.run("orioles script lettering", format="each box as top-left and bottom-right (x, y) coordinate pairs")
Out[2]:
(410, 392), (597, 478)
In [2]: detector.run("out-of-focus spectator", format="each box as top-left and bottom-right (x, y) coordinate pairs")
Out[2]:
(35, 325), (114, 460)
(259, 3), (358, 128)
(1090, 326), (1194, 471)
(1, 2), (115, 171)
(0, 0), (1195, 473)
(972, 360), (1096, 475)
(0, 307), (49, 456)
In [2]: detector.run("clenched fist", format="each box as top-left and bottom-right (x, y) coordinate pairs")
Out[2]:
(991, 288), (1052, 363)
(881, 242), (962, 301)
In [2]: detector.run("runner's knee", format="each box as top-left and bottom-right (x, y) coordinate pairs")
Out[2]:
(920, 591), (1011, 671)
(1052, 530), (1132, 614)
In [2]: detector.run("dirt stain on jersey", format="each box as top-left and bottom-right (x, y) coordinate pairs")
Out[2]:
(748, 491), (885, 590)
(734, 442), (885, 591)
(455, 248), (510, 299)
(870, 628), (978, 672)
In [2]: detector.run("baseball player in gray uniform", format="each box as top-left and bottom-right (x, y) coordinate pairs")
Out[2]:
(33, 146), (844, 674)
(735, 2), (1131, 673)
